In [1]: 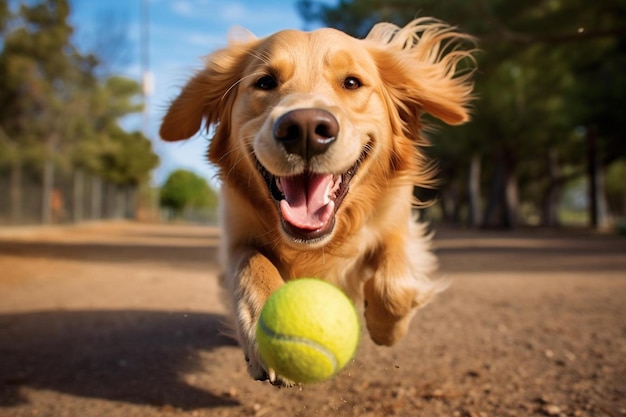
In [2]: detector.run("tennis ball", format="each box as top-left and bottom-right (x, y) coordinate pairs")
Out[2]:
(256, 278), (360, 384)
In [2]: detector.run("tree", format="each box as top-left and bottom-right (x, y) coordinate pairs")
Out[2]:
(297, 0), (626, 228)
(72, 76), (158, 186)
(159, 170), (218, 218)
(0, 1), (8, 32)
(0, 0), (159, 223)
(605, 159), (626, 220)
(0, 0), (82, 223)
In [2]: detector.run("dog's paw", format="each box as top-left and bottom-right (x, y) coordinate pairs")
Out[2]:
(363, 298), (415, 346)
(245, 353), (296, 387)
(266, 368), (297, 388)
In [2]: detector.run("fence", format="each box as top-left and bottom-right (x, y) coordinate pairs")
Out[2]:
(0, 162), (141, 226)
(0, 162), (219, 226)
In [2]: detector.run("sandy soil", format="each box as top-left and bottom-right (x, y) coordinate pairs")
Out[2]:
(0, 222), (624, 417)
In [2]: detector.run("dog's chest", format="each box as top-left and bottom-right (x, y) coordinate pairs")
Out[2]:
(280, 238), (378, 301)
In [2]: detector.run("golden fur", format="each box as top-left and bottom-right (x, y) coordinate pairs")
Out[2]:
(160, 18), (474, 386)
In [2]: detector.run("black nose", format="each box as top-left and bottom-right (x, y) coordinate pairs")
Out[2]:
(273, 109), (339, 160)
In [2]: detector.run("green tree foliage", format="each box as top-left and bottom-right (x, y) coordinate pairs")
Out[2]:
(72, 76), (158, 185)
(0, 0), (158, 186)
(0, 0), (77, 158)
(160, 170), (218, 216)
(0, 1), (8, 31)
(298, 0), (626, 228)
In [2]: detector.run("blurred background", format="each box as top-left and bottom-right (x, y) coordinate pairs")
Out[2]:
(0, 0), (624, 231)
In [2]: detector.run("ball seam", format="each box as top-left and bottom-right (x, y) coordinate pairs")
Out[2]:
(257, 315), (338, 373)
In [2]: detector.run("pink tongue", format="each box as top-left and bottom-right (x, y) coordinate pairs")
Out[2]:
(279, 173), (335, 231)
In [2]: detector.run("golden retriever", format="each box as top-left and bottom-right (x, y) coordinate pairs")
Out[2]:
(160, 18), (474, 386)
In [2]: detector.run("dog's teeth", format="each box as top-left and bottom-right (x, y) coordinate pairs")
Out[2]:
(324, 176), (342, 203)
(331, 176), (342, 199)
(324, 180), (333, 204)
(276, 178), (283, 193)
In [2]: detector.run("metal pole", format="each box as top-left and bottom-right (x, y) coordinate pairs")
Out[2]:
(140, 0), (151, 137)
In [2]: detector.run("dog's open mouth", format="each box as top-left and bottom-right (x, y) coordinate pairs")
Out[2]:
(257, 158), (362, 242)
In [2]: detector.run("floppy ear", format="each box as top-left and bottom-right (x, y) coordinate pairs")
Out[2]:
(367, 18), (475, 137)
(159, 70), (213, 141)
(159, 37), (257, 142)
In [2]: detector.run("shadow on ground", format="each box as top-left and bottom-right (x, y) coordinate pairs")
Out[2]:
(434, 229), (626, 273)
(0, 310), (239, 410)
(0, 240), (220, 269)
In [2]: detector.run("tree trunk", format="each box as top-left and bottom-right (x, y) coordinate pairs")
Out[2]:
(42, 133), (61, 225)
(10, 160), (23, 224)
(439, 180), (462, 225)
(482, 162), (501, 228)
(483, 150), (506, 228)
(439, 189), (453, 223)
(73, 169), (84, 223)
(504, 171), (520, 228)
(483, 147), (518, 228)
(587, 127), (609, 229)
(468, 154), (482, 227)
(125, 185), (137, 219)
(115, 184), (125, 218)
(541, 149), (562, 227)
(41, 159), (54, 224)
(595, 164), (610, 229)
(91, 175), (102, 220)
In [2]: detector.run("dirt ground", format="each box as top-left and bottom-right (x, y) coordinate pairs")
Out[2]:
(0, 221), (624, 417)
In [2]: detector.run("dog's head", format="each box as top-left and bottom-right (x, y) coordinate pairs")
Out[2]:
(160, 19), (474, 246)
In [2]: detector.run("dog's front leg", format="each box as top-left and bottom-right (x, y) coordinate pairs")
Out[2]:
(226, 247), (289, 384)
(363, 242), (436, 346)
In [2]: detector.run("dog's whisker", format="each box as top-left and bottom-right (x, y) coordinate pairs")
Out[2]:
(221, 72), (266, 102)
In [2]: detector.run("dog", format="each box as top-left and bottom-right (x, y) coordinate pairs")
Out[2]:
(160, 17), (474, 386)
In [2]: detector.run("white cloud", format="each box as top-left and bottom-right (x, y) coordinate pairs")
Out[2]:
(171, 0), (248, 21)
(172, 0), (193, 17)
(168, 0), (300, 33)
(219, 3), (248, 21)
(186, 33), (225, 47)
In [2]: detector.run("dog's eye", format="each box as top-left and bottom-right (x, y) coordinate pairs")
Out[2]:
(342, 76), (362, 90)
(254, 75), (278, 90)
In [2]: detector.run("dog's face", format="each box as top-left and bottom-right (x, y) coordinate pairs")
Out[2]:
(160, 23), (473, 247)
(230, 29), (396, 244)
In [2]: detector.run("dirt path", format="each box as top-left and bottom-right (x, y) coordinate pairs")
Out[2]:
(0, 222), (624, 417)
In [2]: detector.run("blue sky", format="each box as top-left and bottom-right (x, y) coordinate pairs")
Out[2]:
(69, 0), (333, 186)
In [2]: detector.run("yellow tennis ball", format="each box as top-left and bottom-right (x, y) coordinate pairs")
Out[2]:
(256, 278), (360, 384)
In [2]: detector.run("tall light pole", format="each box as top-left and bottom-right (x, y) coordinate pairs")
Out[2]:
(139, 0), (156, 219)
(140, 0), (152, 137)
